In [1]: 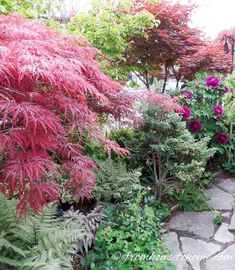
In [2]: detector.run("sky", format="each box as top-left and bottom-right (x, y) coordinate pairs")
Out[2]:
(69, 0), (235, 39)
(189, 0), (235, 39)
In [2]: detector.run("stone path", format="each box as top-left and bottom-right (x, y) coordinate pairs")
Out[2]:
(164, 177), (235, 270)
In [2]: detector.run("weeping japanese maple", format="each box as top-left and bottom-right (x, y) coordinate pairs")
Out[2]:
(0, 14), (133, 216)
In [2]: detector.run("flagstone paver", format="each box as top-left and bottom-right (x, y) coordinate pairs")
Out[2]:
(180, 237), (221, 270)
(164, 232), (189, 270)
(205, 185), (234, 210)
(213, 223), (234, 243)
(216, 178), (235, 193)
(168, 212), (216, 239)
(228, 212), (235, 231)
(165, 177), (235, 270)
(221, 212), (230, 218)
(202, 243), (235, 270)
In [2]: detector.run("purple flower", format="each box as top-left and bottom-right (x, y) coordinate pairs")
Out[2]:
(188, 119), (202, 133)
(205, 76), (221, 89)
(213, 104), (224, 116)
(224, 87), (229, 93)
(181, 105), (192, 120)
(215, 133), (229, 144)
(180, 89), (193, 99)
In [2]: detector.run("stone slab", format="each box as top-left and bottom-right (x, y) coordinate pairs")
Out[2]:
(168, 211), (216, 239)
(164, 232), (189, 270)
(216, 179), (235, 193)
(205, 186), (234, 210)
(181, 237), (221, 270)
(203, 243), (235, 270)
(222, 212), (231, 218)
(213, 223), (234, 243)
(229, 212), (235, 231)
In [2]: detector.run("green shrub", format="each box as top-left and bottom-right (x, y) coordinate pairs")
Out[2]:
(93, 159), (142, 202)
(116, 105), (215, 201)
(82, 189), (174, 270)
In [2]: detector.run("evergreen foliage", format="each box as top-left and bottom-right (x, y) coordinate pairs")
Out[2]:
(118, 105), (215, 200)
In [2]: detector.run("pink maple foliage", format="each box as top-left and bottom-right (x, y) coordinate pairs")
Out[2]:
(0, 14), (134, 216)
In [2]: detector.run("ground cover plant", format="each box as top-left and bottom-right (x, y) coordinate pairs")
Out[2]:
(82, 189), (174, 270)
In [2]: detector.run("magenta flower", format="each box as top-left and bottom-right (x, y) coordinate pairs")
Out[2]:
(215, 133), (229, 144)
(224, 87), (229, 93)
(180, 89), (193, 99)
(181, 105), (192, 119)
(213, 104), (224, 116)
(205, 76), (221, 88)
(188, 120), (202, 133)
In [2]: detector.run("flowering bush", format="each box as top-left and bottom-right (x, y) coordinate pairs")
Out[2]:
(176, 72), (234, 163)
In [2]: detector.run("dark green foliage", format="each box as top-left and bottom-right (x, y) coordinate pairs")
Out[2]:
(93, 159), (141, 202)
(200, 171), (214, 186)
(82, 189), (174, 270)
(109, 127), (143, 168)
(172, 183), (209, 211)
(223, 162), (235, 176)
(0, 194), (86, 270)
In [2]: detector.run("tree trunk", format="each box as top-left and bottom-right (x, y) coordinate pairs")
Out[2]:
(144, 68), (150, 90)
(175, 79), (180, 89)
(162, 64), (168, 93)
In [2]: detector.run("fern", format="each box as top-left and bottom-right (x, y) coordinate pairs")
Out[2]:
(62, 205), (105, 254)
(93, 159), (141, 202)
(0, 194), (86, 270)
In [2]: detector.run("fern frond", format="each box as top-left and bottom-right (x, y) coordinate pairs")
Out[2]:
(0, 195), (86, 269)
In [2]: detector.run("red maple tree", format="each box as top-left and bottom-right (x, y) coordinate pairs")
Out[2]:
(176, 42), (231, 82)
(0, 14), (133, 216)
(122, 0), (203, 91)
